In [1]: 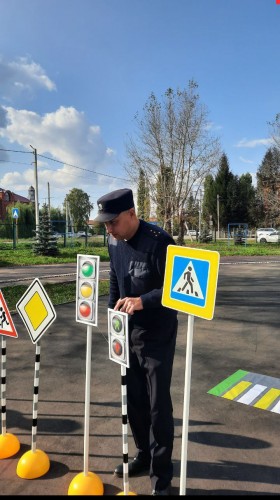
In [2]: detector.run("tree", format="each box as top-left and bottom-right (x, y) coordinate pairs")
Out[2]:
(202, 174), (216, 228)
(269, 113), (280, 150)
(49, 206), (65, 234)
(203, 154), (258, 232)
(184, 192), (199, 232)
(237, 173), (256, 225)
(5, 202), (35, 238)
(64, 188), (93, 231)
(137, 168), (150, 220)
(257, 147), (280, 226)
(33, 203), (59, 256)
(215, 153), (234, 229)
(125, 81), (221, 244)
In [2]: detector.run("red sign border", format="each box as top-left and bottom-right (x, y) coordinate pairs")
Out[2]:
(0, 290), (18, 338)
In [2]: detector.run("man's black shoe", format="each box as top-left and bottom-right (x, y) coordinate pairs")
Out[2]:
(114, 457), (150, 478)
(152, 484), (171, 496)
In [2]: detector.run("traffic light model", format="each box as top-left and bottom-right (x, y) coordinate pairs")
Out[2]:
(108, 309), (129, 368)
(76, 254), (100, 327)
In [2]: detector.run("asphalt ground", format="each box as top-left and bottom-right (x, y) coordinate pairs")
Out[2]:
(1, 259), (280, 495)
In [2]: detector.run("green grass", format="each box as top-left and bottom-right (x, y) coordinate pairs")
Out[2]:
(1, 237), (280, 267)
(0, 240), (110, 266)
(3, 280), (110, 313)
(182, 239), (280, 256)
(1, 237), (280, 310)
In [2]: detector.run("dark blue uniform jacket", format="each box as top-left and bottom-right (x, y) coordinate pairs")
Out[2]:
(108, 219), (178, 331)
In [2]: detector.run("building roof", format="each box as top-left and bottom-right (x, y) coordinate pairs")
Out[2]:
(13, 193), (30, 203)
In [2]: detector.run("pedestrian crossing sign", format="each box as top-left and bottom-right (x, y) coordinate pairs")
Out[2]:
(12, 208), (19, 219)
(162, 245), (220, 320)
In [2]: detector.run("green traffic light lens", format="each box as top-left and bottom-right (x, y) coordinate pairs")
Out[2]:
(81, 261), (95, 278)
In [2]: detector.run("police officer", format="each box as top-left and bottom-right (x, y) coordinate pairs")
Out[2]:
(94, 188), (178, 496)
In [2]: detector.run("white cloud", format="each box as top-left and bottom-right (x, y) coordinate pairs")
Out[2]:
(0, 105), (118, 208)
(0, 55), (56, 101)
(235, 137), (272, 148)
(0, 55), (126, 212)
(204, 121), (222, 131)
(250, 172), (257, 187)
(239, 156), (254, 164)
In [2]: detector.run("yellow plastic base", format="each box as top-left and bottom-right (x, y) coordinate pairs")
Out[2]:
(68, 471), (104, 496)
(117, 491), (137, 495)
(16, 449), (50, 479)
(0, 433), (20, 459)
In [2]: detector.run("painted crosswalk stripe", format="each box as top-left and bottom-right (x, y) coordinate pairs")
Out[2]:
(271, 400), (280, 413)
(237, 384), (267, 404)
(207, 369), (248, 396)
(208, 370), (280, 414)
(254, 388), (280, 410)
(222, 381), (252, 400)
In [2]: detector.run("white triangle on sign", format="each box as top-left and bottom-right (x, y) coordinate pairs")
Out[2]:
(0, 291), (18, 338)
(172, 260), (204, 299)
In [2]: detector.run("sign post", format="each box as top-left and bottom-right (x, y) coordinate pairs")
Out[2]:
(162, 245), (220, 496)
(68, 254), (103, 496)
(16, 278), (57, 479)
(108, 308), (136, 496)
(12, 208), (19, 249)
(0, 290), (20, 459)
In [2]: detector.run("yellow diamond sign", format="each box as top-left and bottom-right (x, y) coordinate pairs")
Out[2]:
(16, 278), (56, 344)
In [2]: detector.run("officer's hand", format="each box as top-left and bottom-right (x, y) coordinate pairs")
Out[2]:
(114, 297), (143, 315)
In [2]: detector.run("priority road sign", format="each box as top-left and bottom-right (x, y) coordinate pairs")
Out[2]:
(16, 278), (56, 344)
(162, 245), (220, 320)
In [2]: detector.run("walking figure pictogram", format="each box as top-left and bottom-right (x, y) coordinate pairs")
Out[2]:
(0, 307), (9, 329)
(172, 260), (204, 300)
(178, 266), (198, 296)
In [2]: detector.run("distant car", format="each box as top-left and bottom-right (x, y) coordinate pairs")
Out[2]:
(187, 229), (198, 237)
(257, 231), (280, 243)
(66, 231), (75, 238)
(77, 231), (87, 238)
(256, 228), (275, 237)
(53, 231), (62, 239)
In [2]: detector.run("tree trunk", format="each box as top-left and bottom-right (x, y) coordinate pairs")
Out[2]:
(176, 216), (185, 245)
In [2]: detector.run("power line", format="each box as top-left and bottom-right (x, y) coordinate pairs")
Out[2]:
(0, 148), (31, 154)
(37, 153), (128, 182)
(0, 147), (129, 182)
(0, 159), (32, 166)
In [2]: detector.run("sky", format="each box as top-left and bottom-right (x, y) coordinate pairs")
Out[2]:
(0, 0), (280, 219)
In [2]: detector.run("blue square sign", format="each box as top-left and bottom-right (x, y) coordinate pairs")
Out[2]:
(12, 208), (19, 218)
(162, 245), (220, 320)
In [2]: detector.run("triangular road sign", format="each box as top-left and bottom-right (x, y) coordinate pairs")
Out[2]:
(172, 260), (204, 299)
(0, 290), (18, 338)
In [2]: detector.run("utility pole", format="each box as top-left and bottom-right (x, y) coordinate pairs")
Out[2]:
(217, 194), (220, 239)
(198, 189), (202, 237)
(65, 196), (69, 235)
(47, 182), (51, 215)
(30, 145), (39, 230)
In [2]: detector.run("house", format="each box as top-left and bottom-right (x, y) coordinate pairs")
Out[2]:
(0, 187), (33, 221)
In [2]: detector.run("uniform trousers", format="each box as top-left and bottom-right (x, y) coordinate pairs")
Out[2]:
(126, 318), (178, 491)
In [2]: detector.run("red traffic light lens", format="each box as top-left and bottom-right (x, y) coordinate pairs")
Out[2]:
(112, 339), (123, 356)
(79, 301), (92, 318)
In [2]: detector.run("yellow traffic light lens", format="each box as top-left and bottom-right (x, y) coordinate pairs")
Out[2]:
(80, 282), (93, 299)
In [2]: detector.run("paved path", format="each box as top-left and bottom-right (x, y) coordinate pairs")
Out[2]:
(0, 262), (110, 287)
(1, 259), (280, 495)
